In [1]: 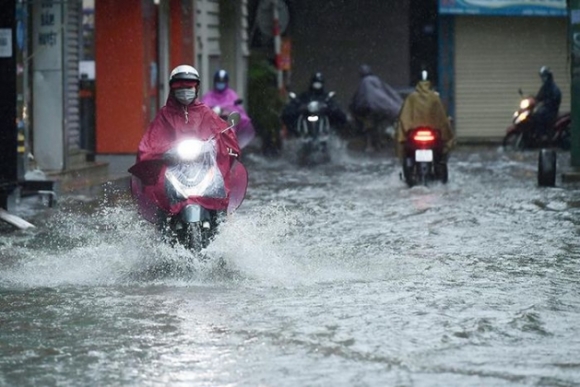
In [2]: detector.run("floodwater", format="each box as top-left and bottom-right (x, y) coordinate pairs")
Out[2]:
(1, 141), (580, 387)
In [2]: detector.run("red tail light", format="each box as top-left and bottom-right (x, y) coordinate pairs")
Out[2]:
(413, 129), (436, 143)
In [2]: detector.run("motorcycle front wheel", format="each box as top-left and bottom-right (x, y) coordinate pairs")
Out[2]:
(176, 222), (208, 252)
(503, 131), (526, 151)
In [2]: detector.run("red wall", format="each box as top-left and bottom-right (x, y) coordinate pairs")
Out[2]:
(95, 0), (158, 154)
(95, 0), (194, 154)
(170, 0), (195, 69)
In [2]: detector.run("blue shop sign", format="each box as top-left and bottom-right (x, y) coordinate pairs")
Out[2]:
(439, 0), (567, 16)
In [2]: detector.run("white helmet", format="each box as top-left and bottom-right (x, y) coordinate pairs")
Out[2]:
(169, 65), (200, 85)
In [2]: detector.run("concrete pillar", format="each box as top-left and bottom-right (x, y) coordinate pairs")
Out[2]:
(0, 0), (17, 209)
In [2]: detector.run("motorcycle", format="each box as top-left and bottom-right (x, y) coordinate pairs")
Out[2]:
(288, 91), (336, 166)
(503, 89), (570, 151)
(401, 127), (448, 187)
(128, 112), (248, 252)
(210, 99), (255, 149)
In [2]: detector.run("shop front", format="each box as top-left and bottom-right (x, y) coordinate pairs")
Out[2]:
(439, 0), (569, 141)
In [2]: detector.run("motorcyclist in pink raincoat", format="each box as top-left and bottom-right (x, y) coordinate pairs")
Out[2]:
(130, 65), (242, 224)
(201, 69), (256, 148)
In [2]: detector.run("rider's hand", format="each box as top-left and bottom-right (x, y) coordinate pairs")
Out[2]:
(227, 147), (239, 158)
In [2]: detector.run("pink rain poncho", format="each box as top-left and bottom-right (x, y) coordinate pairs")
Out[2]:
(201, 88), (256, 148)
(129, 94), (243, 221)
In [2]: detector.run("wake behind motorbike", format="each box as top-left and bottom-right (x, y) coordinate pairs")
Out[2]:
(128, 112), (248, 253)
(288, 91), (336, 166)
(503, 89), (570, 151)
(401, 127), (448, 187)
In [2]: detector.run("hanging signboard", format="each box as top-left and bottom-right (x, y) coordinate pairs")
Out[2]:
(439, 0), (567, 16)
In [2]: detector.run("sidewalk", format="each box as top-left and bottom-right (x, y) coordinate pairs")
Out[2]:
(40, 154), (135, 198)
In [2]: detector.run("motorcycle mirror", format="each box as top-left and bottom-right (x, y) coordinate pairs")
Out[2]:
(227, 111), (241, 127)
(327, 91), (336, 100)
(288, 92), (297, 100)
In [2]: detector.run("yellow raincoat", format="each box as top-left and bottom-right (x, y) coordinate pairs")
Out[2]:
(396, 81), (455, 158)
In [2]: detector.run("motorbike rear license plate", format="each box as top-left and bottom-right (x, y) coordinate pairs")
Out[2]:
(415, 149), (433, 162)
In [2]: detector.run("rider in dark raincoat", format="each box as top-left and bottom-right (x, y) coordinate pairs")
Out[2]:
(281, 72), (347, 136)
(349, 64), (403, 151)
(533, 66), (561, 138)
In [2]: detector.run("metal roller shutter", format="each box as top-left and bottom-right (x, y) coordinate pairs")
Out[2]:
(454, 16), (570, 140)
(64, 0), (81, 157)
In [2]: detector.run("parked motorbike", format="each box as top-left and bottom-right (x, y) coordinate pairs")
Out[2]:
(128, 112), (248, 252)
(288, 91), (336, 166)
(401, 127), (448, 187)
(503, 89), (570, 151)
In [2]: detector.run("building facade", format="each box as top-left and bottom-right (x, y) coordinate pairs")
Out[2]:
(96, 0), (249, 154)
(13, 0), (249, 175)
(439, 0), (569, 141)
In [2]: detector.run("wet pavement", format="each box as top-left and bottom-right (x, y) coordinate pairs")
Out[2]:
(1, 141), (580, 386)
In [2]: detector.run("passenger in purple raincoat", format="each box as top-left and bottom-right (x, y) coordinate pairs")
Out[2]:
(201, 69), (256, 148)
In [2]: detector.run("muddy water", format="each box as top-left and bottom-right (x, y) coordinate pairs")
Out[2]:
(1, 145), (579, 386)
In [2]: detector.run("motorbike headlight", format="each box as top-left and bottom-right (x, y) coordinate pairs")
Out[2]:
(307, 115), (319, 122)
(520, 99), (531, 109)
(307, 101), (320, 113)
(515, 110), (529, 124)
(176, 139), (205, 161)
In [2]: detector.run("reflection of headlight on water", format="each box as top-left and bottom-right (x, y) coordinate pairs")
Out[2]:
(307, 115), (319, 122)
(177, 139), (205, 161)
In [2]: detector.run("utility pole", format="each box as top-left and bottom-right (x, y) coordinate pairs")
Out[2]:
(570, 0), (580, 167)
(272, 0), (283, 92)
(0, 1), (17, 210)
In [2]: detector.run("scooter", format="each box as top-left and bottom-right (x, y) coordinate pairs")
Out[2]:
(503, 89), (570, 151)
(289, 91), (336, 166)
(210, 99), (255, 149)
(401, 127), (448, 187)
(211, 99), (243, 121)
(128, 112), (248, 252)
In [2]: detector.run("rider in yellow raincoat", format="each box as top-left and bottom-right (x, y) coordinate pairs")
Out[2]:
(396, 72), (455, 160)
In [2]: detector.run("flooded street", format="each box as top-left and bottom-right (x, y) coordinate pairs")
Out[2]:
(1, 143), (580, 386)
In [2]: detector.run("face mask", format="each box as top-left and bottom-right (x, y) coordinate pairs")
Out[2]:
(215, 82), (227, 92)
(174, 88), (197, 105)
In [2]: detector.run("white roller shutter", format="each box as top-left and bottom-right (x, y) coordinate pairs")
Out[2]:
(454, 16), (570, 140)
(196, 0), (221, 96)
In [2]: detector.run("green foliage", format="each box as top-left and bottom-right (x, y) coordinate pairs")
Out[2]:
(247, 55), (284, 156)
